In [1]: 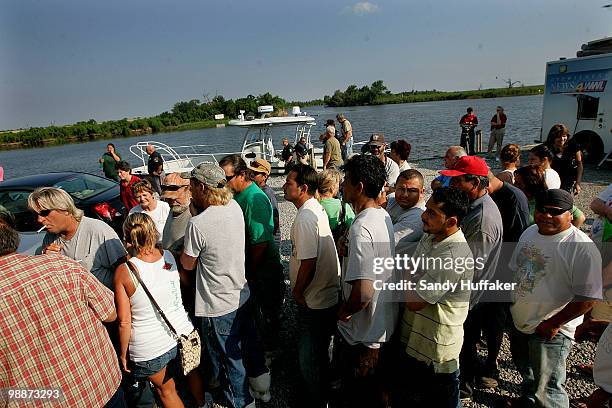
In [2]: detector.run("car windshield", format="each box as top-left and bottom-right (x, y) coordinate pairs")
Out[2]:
(53, 174), (115, 201)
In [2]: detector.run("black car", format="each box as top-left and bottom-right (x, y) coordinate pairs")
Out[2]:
(0, 172), (126, 252)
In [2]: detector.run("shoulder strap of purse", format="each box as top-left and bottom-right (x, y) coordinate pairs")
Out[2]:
(126, 260), (179, 338)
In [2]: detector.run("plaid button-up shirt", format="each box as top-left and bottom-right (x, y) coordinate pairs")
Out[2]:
(0, 253), (121, 407)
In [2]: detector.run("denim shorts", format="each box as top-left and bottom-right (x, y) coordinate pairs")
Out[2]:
(131, 346), (177, 379)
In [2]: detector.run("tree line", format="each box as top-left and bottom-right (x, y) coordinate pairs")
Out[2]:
(0, 92), (290, 148)
(323, 80), (543, 107)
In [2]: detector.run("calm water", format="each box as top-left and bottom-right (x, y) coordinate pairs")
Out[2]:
(0, 95), (543, 179)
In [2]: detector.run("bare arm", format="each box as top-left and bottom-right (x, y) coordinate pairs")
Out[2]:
(248, 242), (269, 277)
(323, 151), (331, 169)
(591, 197), (612, 220)
(575, 150), (583, 189)
(338, 279), (374, 321)
(535, 298), (595, 340)
(405, 289), (429, 312)
(292, 258), (317, 307)
(114, 264), (134, 372)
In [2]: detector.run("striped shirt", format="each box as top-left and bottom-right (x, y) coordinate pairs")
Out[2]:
(0, 253), (121, 407)
(400, 230), (473, 373)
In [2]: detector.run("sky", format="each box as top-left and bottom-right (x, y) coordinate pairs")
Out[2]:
(1, 0), (610, 129)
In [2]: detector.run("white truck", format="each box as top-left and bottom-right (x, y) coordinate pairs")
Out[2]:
(540, 38), (612, 167)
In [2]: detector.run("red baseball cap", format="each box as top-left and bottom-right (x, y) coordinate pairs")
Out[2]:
(439, 156), (489, 177)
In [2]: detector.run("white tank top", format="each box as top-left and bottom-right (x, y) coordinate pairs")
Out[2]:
(128, 250), (194, 362)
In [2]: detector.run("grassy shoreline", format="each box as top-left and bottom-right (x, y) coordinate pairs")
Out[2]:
(0, 119), (227, 151)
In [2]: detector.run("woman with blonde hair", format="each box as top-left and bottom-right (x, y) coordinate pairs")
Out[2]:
(114, 213), (207, 408)
(317, 169), (354, 239)
(129, 179), (170, 241)
(496, 143), (520, 184)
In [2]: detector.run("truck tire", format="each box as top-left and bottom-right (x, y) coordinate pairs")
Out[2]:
(571, 131), (604, 163)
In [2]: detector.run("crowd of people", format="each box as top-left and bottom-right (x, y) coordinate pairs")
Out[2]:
(1, 113), (611, 408)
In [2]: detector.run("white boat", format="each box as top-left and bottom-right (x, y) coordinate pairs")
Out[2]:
(130, 106), (323, 177)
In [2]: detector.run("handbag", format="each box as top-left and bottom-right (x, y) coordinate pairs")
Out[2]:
(126, 260), (201, 376)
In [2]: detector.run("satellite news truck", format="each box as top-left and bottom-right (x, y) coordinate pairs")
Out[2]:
(540, 43), (612, 167)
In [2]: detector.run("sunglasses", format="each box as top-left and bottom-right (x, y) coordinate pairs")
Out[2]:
(33, 209), (54, 217)
(226, 174), (236, 182)
(161, 185), (187, 192)
(536, 206), (567, 216)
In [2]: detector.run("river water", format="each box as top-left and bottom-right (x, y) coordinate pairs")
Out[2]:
(0, 95), (543, 179)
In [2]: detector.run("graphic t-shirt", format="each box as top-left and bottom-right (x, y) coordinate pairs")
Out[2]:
(510, 224), (602, 339)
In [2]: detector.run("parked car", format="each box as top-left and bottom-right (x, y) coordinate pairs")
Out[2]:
(0, 172), (125, 254)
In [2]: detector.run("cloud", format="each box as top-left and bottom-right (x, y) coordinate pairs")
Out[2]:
(347, 2), (380, 15)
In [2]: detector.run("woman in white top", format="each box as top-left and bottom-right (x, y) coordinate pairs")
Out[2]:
(528, 144), (561, 189)
(496, 143), (520, 185)
(390, 140), (412, 173)
(129, 179), (170, 241)
(115, 213), (206, 408)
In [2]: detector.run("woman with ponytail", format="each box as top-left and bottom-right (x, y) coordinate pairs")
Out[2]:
(114, 213), (208, 408)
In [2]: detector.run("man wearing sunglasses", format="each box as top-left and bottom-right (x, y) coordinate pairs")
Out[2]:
(161, 172), (194, 259)
(28, 187), (127, 290)
(506, 189), (602, 408)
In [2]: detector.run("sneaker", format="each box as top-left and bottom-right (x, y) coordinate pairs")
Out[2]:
(249, 372), (272, 402)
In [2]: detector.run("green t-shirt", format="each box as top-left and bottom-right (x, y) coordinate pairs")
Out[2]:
(101, 152), (120, 179)
(234, 183), (283, 280)
(319, 198), (355, 230)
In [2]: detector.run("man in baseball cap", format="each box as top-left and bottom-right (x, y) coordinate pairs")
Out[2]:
(362, 133), (400, 189)
(507, 187), (602, 408)
(246, 158), (280, 248)
(180, 162), (228, 212)
(443, 155), (504, 397)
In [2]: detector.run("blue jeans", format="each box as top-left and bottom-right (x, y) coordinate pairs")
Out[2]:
(341, 138), (353, 161)
(197, 306), (256, 408)
(510, 329), (572, 408)
(297, 304), (337, 408)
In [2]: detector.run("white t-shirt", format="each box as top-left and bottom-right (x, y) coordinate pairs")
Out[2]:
(183, 199), (250, 317)
(544, 168), (562, 189)
(129, 200), (170, 242)
(384, 158), (400, 187)
(510, 224), (602, 339)
(128, 250), (194, 361)
(398, 161), (411, 173)
(337, 207), (399, 348)
(289, 198), (340, 309)
(591, 183), (612, 243)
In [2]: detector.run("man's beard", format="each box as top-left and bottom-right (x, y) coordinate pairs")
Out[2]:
(171, 203), (189, 216)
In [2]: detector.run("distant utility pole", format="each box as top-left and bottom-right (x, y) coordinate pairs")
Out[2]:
(496, 76), (522, 88)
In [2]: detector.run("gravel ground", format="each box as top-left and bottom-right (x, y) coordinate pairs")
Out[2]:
(217, 155), (609, 408)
